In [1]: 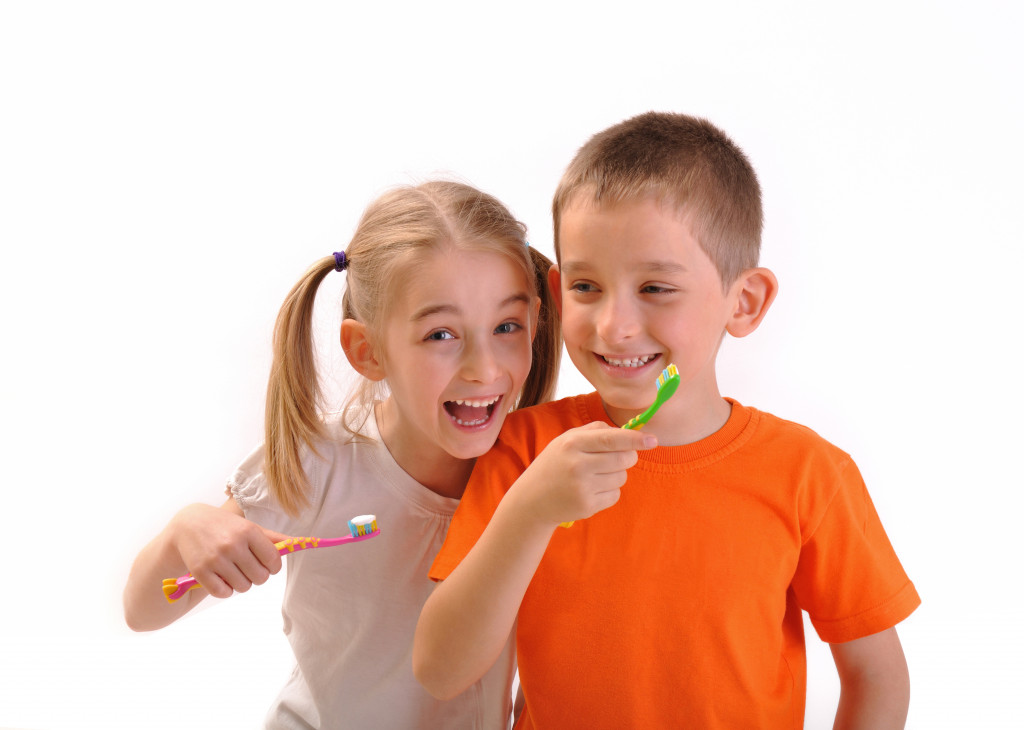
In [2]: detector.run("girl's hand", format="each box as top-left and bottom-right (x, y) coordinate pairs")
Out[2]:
(169, 503), (291, 599)
(510, 422), (656, 526)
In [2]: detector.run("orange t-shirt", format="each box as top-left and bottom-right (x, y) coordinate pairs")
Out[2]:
(430, 394), (920, 729)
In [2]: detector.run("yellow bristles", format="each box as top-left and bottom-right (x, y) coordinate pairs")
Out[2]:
(657, 363), (679, 387)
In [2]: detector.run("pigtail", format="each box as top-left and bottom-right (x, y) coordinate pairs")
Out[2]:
(264, 255), (337, 516)
(260, 183), (560, 512)
(518, 246), (561, 409)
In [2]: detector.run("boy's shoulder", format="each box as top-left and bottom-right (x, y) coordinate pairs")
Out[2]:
(497, 392), (607, 451)
(741, 401), (854, 471)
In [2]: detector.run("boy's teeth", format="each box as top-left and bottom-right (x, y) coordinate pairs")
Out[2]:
(603, 355), (655, 368)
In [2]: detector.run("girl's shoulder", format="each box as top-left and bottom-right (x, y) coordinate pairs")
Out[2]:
(227, 406), (382, 528)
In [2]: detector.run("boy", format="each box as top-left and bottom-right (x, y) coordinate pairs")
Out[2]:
(414, 112), (919, 728)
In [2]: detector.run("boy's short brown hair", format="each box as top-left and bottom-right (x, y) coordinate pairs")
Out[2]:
(553, 112), (763, 287)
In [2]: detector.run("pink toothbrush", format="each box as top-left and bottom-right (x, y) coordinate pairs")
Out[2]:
(162, 514), (380, 603)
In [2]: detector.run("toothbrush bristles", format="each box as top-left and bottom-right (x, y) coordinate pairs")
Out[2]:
(656, 364), (679, 388)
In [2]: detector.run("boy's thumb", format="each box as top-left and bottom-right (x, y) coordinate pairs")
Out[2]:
(634, 431), (658, 450)
(613, 425), (657, 450)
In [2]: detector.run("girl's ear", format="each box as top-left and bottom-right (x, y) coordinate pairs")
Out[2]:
(340, 319), (386, 381)
(726, 267), (778, 338)
(546, 264), (563, 317)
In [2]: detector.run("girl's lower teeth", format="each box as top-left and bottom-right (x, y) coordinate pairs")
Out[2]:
(455, 417), (487, 426)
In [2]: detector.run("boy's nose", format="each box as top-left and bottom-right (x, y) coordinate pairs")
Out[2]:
(595, 294), (641, 344)
(460, 337), (502, 383)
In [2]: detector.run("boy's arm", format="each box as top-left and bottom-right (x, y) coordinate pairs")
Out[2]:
(830, 627), (910, 730)
(413, 423), (655, 699)
(123, 497), (288, 632)
(414, 487), (556, 699)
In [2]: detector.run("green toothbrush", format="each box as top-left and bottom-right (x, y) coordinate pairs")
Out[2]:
(620, 363), (680, 430)
(560, 363), (680, 528)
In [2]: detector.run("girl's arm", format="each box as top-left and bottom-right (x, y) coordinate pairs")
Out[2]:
(123, 497), (289, 632)
(413, 423), (654, 699)
(830, 627), (910, 730)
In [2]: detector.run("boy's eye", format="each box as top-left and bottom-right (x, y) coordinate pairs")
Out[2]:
(425, 330), (455, 341)
(570, 282), (598, 293)
(641, 284), (676, 294)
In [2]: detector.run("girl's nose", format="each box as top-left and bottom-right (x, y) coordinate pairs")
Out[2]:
(461, 337), (502, 384)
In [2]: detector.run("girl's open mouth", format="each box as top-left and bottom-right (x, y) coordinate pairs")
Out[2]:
(443, 395), (502, 427)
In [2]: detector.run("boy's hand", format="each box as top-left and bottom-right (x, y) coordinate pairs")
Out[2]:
(511, 422), (657, 526)
(170, 503), (291, 599)
(414, 422), (655, 700)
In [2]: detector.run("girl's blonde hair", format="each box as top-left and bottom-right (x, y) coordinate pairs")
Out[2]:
(264, 181), (561, 515)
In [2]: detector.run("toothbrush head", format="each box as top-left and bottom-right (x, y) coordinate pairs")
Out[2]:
(621, 363), (680, 431)
(348, 515), (378, 537)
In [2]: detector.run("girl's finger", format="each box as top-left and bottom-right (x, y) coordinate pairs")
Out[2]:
(219, 564), (254, 595)
(194, 568), (234, 599)
(251, 532), (285, 575)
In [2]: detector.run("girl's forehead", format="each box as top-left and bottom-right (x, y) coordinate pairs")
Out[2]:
(400, 248), (527, 302)
(404, 243), (527, 283)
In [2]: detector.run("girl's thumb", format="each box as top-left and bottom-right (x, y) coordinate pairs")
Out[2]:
(262, 527), (295, 544)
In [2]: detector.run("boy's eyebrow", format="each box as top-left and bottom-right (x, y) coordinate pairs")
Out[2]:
(410, 292), (531, 322)
(560, 260), (688, 275)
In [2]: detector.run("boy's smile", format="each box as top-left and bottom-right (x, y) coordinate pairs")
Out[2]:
(552, 196), (743, 444)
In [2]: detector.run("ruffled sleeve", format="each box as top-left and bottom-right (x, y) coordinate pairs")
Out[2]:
(225, 440), (325, 536)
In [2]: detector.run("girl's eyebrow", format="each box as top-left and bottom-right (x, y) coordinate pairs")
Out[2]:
(410, 292), (531, 322)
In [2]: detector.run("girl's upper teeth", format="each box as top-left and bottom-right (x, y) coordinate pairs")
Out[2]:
(453, 396), (500, 407)
(604, 355), (655, 368)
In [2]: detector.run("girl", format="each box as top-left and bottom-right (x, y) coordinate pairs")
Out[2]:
(123, 181), (560, 729)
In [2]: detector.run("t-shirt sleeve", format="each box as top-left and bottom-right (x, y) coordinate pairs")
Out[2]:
(225, 441), (322, 535)
(792, 459), (920, 643)
(429, 439), (528, 582)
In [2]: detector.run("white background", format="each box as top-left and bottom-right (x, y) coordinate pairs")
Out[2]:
(1, 2), (1021, 728)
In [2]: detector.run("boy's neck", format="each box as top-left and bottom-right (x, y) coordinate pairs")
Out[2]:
(600, 388), (733, 448)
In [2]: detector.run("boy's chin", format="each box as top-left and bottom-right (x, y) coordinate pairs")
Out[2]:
(598, 396), (652, 425)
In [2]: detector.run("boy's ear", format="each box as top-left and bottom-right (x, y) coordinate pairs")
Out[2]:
(546, 264), (563, 317)
(529, 295), (542, 342)
(340, 319), (386, 381)
(726, 267), (778, 338)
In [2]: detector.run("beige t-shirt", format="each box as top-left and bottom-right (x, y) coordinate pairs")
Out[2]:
(229, 407), (515, 729)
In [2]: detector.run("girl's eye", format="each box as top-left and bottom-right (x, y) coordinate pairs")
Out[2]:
(570, 282), (598, 293)
(425, 330), (455, 341)
(494, 321), (522, 335)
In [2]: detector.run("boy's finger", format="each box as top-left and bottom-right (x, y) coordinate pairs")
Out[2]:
(581, 425), (657, 453)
